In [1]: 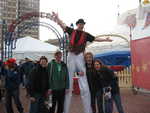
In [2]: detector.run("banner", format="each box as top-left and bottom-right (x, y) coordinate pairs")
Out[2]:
(131, 37), (150, 90)
(123, 14), (136, 28)
(144, 12), (150, 28)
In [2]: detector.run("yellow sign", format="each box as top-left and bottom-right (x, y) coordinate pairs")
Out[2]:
(143, 0), (150, 5)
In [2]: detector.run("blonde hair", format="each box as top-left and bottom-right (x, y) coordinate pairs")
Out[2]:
(84, 52), (93, 59)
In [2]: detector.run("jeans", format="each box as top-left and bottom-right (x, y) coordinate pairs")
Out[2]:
(90, 91), (96, 113)
(96, 90), (104, 113)
(5, 89), (24, 113)
(29, 94), (47, 113)
(112, 94), (124, 113)
(96, 90), (113, 113)
(49, 89), (65, 113)
(104, 98), (113, 113)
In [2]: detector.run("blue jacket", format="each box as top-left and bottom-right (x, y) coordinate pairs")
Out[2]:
(4, 67), (21, 91)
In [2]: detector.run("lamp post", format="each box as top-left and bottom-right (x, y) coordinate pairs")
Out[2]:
(0, 19), (2, 61)
(0, 20), (7, 62)
(1, 20), (4, 61)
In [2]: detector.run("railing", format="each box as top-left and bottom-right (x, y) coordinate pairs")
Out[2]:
(117, 66), (132, 88)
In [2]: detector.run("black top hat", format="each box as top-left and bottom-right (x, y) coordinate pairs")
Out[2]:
(76, 19), (86, 25)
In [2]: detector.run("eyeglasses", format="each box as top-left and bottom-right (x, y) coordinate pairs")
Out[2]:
(94, 64), (101, 66)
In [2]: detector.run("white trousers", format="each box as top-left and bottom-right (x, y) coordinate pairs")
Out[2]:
(64, 52), (92, 113)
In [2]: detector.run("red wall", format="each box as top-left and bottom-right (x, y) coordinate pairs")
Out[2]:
(131, 37), (150, 90)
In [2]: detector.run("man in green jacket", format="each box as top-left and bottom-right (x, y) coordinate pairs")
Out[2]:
(48, 51), (69, 113)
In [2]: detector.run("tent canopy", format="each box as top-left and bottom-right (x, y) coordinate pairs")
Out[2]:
(13, 36), (58, 52)
(12, 36), (58, 61)
(94, 51), (131, 66)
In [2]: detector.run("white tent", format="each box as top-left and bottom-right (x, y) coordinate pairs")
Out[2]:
(13, 36), (58, 62)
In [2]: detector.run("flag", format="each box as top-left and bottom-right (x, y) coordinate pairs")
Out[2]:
(123, 14), (136, 28)
(144, 12), (150, 28)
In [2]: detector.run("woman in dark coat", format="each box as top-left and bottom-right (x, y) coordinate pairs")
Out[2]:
(94, 59), (114, 113)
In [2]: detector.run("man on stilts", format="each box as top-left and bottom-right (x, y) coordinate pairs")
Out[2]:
(51, 12), (112, 113)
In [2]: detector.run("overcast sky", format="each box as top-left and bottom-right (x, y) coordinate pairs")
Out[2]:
(40, 0), (139, 41)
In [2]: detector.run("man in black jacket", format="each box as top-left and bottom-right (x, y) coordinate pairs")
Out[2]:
(29, 56), (49, 113)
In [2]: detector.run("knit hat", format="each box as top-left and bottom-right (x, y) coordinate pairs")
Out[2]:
(7, 58), (16, 64)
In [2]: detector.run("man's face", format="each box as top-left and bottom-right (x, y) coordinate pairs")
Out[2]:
(55, 53), (62, 62)
(77, 23), (85, 31)
(40, 59), (47, 67)
(85, 54), (93, 64)
(8, 63), (16, 69)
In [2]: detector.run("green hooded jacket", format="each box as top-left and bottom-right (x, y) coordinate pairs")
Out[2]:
(48, 59), (69, 90)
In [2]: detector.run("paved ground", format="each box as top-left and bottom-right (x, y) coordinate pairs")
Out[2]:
(0, 88), (150, 113)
